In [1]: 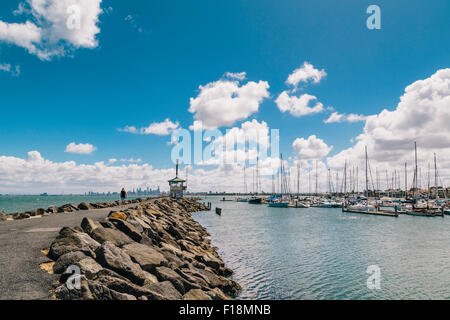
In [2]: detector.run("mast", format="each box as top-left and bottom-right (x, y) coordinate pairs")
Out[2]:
(328, 168), (331, 195)
(428, 162), (430, 206)
(414, 141), (418, 200)
(336, 171), (339, 196)
(404, 162), (407, 197)
(256, 156), (260, 194)
(297, 162), (300, 196)
(271, 174), (274, 195)
(376, 167), (379, 195)
(356, 166), (359, 195)
(280, 154), (283, 195)
(252, 167), (255, 194)
(315, 160), (318, 196)
(434, 153), (438, 198)
(308, 167), (311, 195)
(244, 165), (247, 194)
(344, 160), (347, 196)
(365, 146), (369, 198)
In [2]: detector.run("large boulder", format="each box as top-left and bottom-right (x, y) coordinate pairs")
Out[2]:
(109, 218), (143, 242)
(80, 217), (100, 234)
(154, 266), (200, 294)
(89, 226), (134, 247)
(95, 274), (157, 298)
(55, 275), (137, 300)
(95, 241), (151, 286)
(76, 257), (103, 279)
(197, 252), (224, 271)
(127, 216), (151, 231)
(144, 281), (183, 300)
(78, 202), (92, 210)
(88, 283), (137, 300)
(183, 267), (241, 297)
(13, 212), (30, 220)
(108, 211), (128, 221)
(54, 275), (93, 300)
(183, 289), (212, 300)
(206, 287), (232, 300)
(122, 243), (167, 272)
(53, 251), (88, 274)
(49, 230), (101, 260)
(47, 206), (58, 214)
(58, 204), (79, 213)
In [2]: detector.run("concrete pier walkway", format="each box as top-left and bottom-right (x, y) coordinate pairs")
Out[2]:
(0, 201), (151, 300)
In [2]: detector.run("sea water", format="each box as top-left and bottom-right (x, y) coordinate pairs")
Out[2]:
(0, 194), (146, 214)
(194, 196), (450, 300)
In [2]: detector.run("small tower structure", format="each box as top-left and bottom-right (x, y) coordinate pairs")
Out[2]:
(168, 160), (186, 198)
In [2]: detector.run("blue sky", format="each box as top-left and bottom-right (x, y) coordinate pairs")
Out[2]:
(0, 0), (449, 193)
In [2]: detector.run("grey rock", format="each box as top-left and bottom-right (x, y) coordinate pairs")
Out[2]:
(81, 217), (100, 234)
(76, 257), (103, 279)
(154, 266), (199, 294)
(183, 289), (212, 300)
(205, 288), (232, 300)
(78, 202), (92, 210)
(53, 251), (88, 274)
(54, 276), (93, 300)
(95, 274), (155, 297)
(94, 241), (149, 286)
(90, 226), (134, 247)
(122, 243), (168, 272)
(144, 281), (183, 300)
(47, 206), (58, 213)
(109, 218), (143, 242)
(49, 231), (101, 260)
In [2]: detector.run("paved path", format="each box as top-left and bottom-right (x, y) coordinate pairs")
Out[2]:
(0, 201), (150, 300)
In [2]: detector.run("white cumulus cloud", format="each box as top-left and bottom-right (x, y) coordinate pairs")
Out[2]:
(119, 118), (180, 136)
(276, 62), (327, 118)
(0, 0), (104, 60)
(327, 69), (450, 187)
(65, 142), (97, 155)
(293, 135), (333, 160)
(275, 92), (324, 117)
(188, 76), (270, 129)
(224, 72), (247, 80)
(286, 62), (326, 89)
(324, 112), (368, 123)
(0, 63), (20, 76)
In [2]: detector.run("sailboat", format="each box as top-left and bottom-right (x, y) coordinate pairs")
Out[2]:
(249, 158), (263, 204)
(236, 165), (249, 202)
(406, 143), (442, 217)
(344, 146), (378, 213)
(268, 154), (289, 208)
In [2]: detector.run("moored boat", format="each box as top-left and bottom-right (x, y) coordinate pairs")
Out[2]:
(294, 201), (310, 208)
(268, 201), (289, 208)
(248, 197), (262, 204)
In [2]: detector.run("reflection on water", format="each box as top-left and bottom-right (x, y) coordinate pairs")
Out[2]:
(194, 196), (450, 300)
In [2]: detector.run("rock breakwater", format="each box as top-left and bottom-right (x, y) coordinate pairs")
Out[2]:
(2, 197), (154, 221)
(44, 197), (241, 300)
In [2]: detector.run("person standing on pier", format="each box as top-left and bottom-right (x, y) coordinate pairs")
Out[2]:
(120, 188), (127, 204)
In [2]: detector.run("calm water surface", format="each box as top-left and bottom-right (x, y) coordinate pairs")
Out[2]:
(0, 195), (146, 214)
(194, 196), (450, 300)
